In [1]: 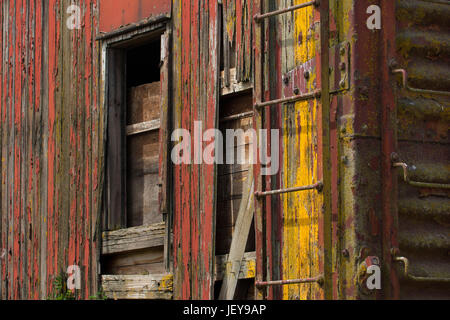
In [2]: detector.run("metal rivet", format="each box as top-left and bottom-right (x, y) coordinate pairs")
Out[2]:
(390, 152), (399, 162)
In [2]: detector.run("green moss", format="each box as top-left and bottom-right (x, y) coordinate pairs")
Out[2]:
(47, 274), (76, 300)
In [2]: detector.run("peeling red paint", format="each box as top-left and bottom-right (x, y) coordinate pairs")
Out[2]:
(99, 0), (171, 33)
(1, 0), (101, 299)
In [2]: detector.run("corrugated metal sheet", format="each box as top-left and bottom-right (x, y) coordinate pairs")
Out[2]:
(395, 0), (450, 299)
(0, 0), (103, 299)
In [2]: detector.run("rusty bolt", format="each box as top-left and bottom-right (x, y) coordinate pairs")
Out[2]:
(304, 71), (310, 79)
(340, 62), (346, 71)
(342, 249), (350, 258)
(283, 76), (290, 85)
(389, 59), (398, 70)
(293, 87), (300, 95)
(391, 247), (400, 256)
(390, 152), (399, 163)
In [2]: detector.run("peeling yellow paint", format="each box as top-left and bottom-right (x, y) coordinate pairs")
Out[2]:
(294, 0), (316, 64)
(246, 259), (256, 278)
(160, 274), (174, 291)
(282, 1), (322, 300)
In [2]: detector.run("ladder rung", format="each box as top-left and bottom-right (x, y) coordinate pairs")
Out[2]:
(254, 90), (321, 108)
(254, 0), (319, 22)
(256, 274), (324, 287)
(255, 181), (323, 198)
(393, 162), (450, 190)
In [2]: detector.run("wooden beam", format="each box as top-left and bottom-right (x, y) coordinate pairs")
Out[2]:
(215, 251), (256, 281)
(220, 68), (253, 96)
(101, 274), (173, 300)
(218, 166), (254, 299)
(102, 223), (165, 255)
(126, 119), (161, 136)
(106, 48), (127, 230)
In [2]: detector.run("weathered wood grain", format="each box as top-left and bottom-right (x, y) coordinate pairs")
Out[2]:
(126, 130), (162, 227)
(102, 223), (165, 255)
(0, 0), (102, 299)
(102, 247), (165, 276)
(159, 28), (171, 220)
(172, 0), (219, 300)
(126, 119), (161, 136)
(101, 274), (173, 300)
(219, 166), (254, 299)
(127, 82), (161, 125)
(106, 48), (127, 230)
(220, 68), (253, 96)
(215, 251), (256, 281)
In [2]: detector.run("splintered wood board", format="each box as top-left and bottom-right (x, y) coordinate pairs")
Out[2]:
(102, 223), (165, 255)
(102, 274), (173, 300)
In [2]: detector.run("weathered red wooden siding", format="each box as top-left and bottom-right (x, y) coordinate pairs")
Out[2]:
(171, 0), (219, 300)
(0, 0), (103, 299)
(98, 0), (171, 33)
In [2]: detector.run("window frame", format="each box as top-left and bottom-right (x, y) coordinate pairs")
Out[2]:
(101, 22), (172, 271)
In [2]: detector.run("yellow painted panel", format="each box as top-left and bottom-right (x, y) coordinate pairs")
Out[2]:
(282, 0), (322, 300)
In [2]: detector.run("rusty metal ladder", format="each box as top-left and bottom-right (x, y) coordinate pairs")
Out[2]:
(252, 0), (332, 298)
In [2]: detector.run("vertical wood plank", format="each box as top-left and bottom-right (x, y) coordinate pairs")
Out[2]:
(159, 29), (170, 217)
(106, 49), (126, 231)
(172, 0), (219, 300)
(218, 166), (254, 300)
(252, 0), (265, 301)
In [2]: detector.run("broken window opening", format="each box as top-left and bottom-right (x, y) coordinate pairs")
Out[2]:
(102, 26), (172, 299)
(215, 92), (256, 300)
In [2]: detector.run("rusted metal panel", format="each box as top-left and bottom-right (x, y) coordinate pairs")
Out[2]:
(333, 0), (385, 300)
(98, 0), (171, 34)
(171, 0), (219, 300)
(393, 0), (450, 299)
(380, 0), (400, 300)
(0, 0), (103, 299)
